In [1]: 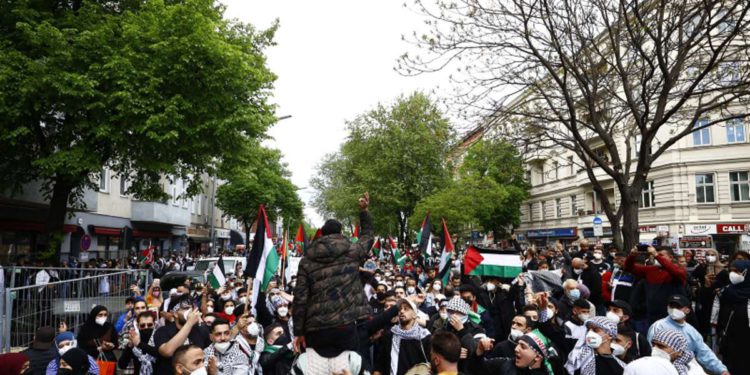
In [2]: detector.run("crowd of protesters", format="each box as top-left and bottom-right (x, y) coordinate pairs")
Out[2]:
(1, 192), (748, 375)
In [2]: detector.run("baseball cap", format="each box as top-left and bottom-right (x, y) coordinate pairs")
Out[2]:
(606, 300), (633, 316)
(397, 298), (417, 312)
(667, 294), (690, 308)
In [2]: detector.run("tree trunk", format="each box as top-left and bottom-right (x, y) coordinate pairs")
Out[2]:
(620, 189), (640, 251)
(41, 179), (75, 261)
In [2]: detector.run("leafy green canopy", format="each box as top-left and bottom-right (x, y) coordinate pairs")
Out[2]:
(411, 138), (528, 239)
(215, 143), (303, 239)
(0, 0), (278, 203)
(311, 92), (454, 237)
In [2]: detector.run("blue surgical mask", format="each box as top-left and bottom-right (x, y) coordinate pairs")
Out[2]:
(568, 289), (581, 300)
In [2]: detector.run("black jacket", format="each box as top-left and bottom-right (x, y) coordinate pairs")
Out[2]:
(21, 347), (56, 375)
(374, 330), (431, 375)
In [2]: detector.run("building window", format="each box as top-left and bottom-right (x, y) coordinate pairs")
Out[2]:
(639, 181), (655, 208)
(99, 169), (109, 192)
(726, 119), (745, 144)
(525, 170), (532, 184)
(693, 119), (711, 146)
(570, 195), (578, 216)
(119, 177), (128, 197)
(540, 165), (545, 184)
(540, 202), (546, 219)
(729, 171), (750, 202)
(568, 156), (574, 175)
(695, 174), (715, 203)
(553, 161), (559, 180)
(718, 61), (740, 86)
(528, 203), (533, 221)
(555, 198), (562, 218)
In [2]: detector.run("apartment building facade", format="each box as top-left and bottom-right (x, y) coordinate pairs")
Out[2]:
(506, 119), (750, 256)
(0, 169), (246, 264)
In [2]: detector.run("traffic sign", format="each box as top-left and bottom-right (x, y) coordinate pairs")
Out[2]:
(81, 234), (91, 251)
(593, 217), (603, 237)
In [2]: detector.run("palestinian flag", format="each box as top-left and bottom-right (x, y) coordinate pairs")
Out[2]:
(208, 255), (227, 289)
(245, 205), (278, 311)
(437, 218), (454, 285)
(463, 246), (523, 278)
(371, 237), (381, 257)
(417, 213), (432, 265)
(294, 223), (308, 256)
(138, 245), (155, 266)
(312, 228), (322, 241)
(387, 235), (397, 250)
(468, 304), (486, 325)
(351, 224), (359, 243)
(392, 247), (407, 266)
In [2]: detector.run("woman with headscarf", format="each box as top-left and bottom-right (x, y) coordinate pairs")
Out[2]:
(715, 259), (750, 375)
(77, 306), (117, 362)
(58, 348), (91, 375)
(0, 352), (30, 375)
(45, 332), (99, 375)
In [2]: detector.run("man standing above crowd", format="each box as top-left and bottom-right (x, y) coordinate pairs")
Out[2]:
(292, 192), (375, 359)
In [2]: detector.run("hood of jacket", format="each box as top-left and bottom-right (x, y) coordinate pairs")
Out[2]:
(306, 234), (351, 263)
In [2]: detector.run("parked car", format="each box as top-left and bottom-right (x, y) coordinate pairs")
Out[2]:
(193, 256), (247, 277)
(160, 271), (207, 291)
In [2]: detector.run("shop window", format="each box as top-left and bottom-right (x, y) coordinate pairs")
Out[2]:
(729, 171), (750, 201)
(695, 174), (715, 203)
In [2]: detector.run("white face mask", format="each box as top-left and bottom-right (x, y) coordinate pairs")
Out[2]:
(585, 330), (603, 349)
(95, 316), (107, 326)
(189, 366), (208, 375)
(224, 306), (234, 315)
(594, 253), (603, 260)
(611, 343), (626, 357)
(577, 313), (591, 322)
(485, 283), (496, 292)
(510, 329), (524, 340)
(182, 310), (191, 322)
(433, 284), (442, 291)
(439, 312), (448, 320)
(546, 307), (556, 318)
(729, 271), (746, 285)
(239, 297), (248, 305)
(277, 307), (289, 317)
(653, 260), (662, 268)
(206, 306), (214, 313)
(706, 255), (717, 263)
(651, 347), (673, 362)
(573, 268), (584, 275)
(247, 323), (260, 337)
(58, 344), (74, 356)
(407, 286), (416, 294)
(214, 341), (231, 353)
(606, 311), (621, 324)
(668, 307), (686, 321)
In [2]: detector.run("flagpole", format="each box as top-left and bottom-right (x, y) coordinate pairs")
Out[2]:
(280, 227), (288, 290)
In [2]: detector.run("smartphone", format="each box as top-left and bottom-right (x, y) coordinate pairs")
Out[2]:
(636, 244), (650, 252)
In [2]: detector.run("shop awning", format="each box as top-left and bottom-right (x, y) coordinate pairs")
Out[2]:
(91, 226), (122, 236)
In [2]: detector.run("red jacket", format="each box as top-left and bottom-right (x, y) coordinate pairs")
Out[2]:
(624, 254), (686, 285)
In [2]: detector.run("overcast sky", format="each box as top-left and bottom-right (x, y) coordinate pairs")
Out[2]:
(222, 0), (452, 226)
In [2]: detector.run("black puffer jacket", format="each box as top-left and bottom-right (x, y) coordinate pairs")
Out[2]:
(292, 210), (374, 335)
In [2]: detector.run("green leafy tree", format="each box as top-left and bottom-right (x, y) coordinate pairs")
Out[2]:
(412, 138), (528, 239)
(311, 92), (453, 242)
(0, 0), (277, 257)
(216, 144), (303, 247)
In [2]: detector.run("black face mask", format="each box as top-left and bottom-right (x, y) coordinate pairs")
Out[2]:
(58, 369), (74, 375)
(462, 298), (473, 306)
(376, 292), (386, 301)
(274, 335), (291, 347)
(139, 329), (154, 344)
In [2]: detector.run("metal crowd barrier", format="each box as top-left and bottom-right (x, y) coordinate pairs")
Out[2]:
(0, 267), (148, 353)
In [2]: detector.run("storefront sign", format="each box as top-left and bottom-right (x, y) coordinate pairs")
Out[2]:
(684, 224), (716, 235)
(583, 227), (613, 237)
(526, 228), (577, 238)
(716, 223), (748, 234)
(187, 227), (210, 238)
(215, 229), (230, 239)
(639, 225), (657, 232)
(657, 225), (670, 237)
